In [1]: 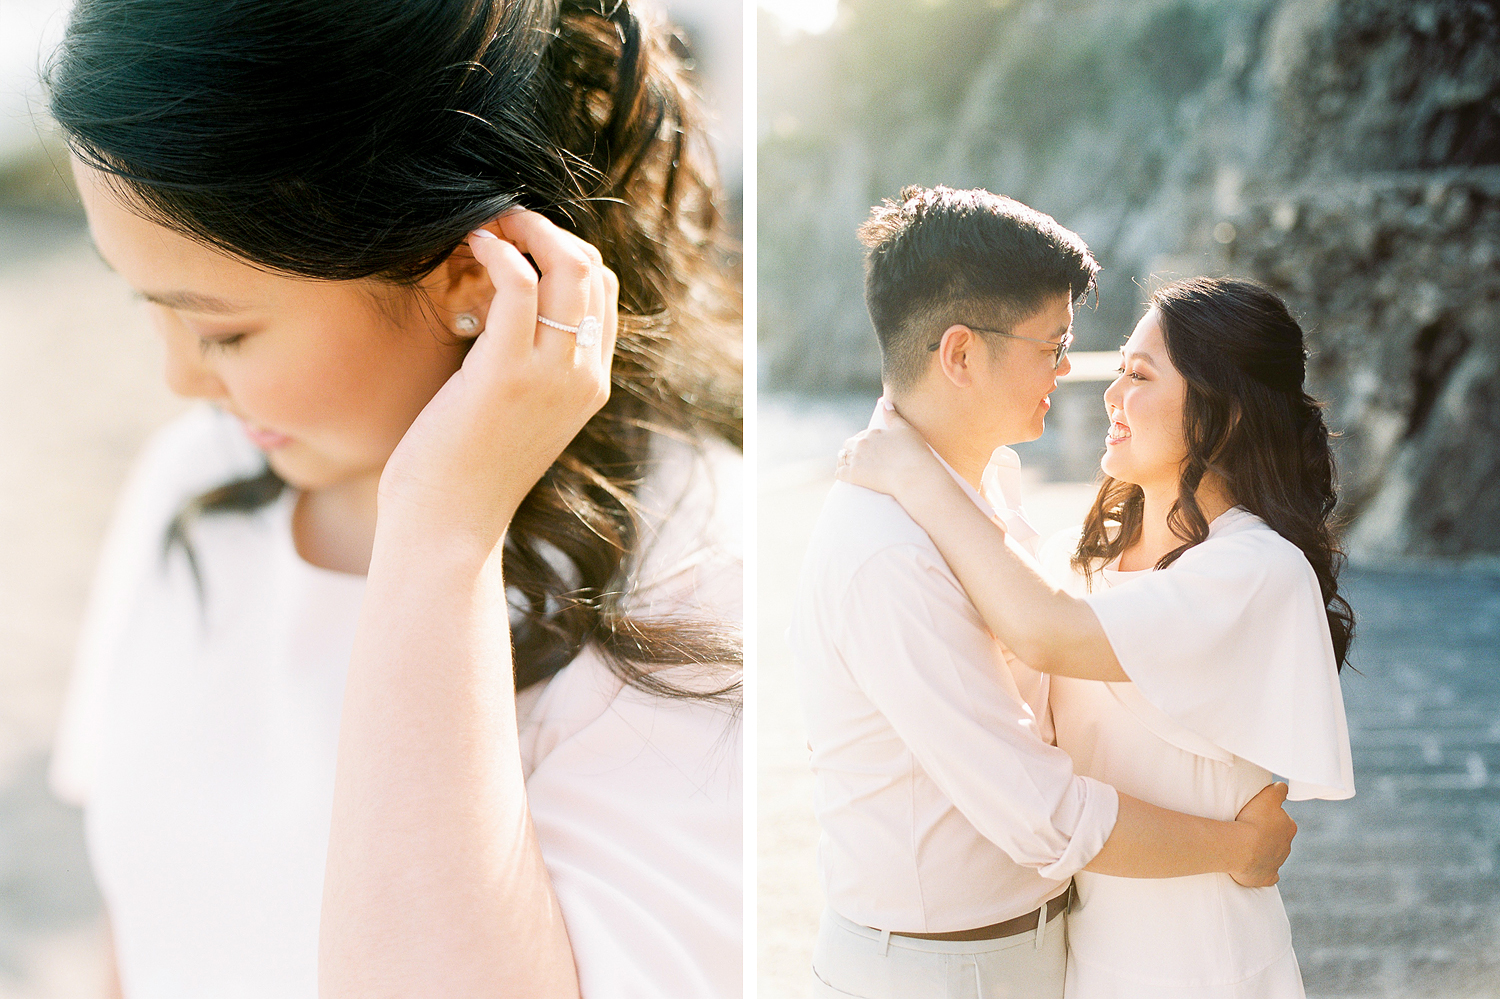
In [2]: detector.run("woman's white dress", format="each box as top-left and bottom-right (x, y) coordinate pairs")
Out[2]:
(1042, 509), (1354, 999)
(49, 405), (743, 999)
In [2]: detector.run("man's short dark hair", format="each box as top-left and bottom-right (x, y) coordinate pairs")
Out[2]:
(859, 185), (1100, 392)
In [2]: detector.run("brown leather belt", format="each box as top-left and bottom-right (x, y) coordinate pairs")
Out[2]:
(890, 889), (1071, 942)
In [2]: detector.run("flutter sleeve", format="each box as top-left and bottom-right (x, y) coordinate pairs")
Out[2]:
(49, 405), (264, 805)
(1080, 511), (1354, 801)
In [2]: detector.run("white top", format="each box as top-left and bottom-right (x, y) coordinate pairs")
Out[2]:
(1077, 508), (1354, 803)
(50, 405), (743, 999)
(1043, 510), (1353, 996)
(788, 403), (1119, 934)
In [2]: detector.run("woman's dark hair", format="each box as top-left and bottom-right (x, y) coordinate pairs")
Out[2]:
(1074, 276), (1355, 671)
(48, 0), (741, 699)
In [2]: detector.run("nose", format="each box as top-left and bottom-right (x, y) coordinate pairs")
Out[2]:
(1056, 350), (1073, 378)
(1102, 370), (1123, 414)
(152, 310), (229, 401)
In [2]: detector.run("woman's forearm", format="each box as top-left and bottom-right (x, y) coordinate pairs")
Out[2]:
(897, 474), (1126, 681)
(319, 522), (577, 999)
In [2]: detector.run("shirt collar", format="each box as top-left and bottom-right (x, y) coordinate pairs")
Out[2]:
(867, 400), (1038, 546)
(980, 447), (1041, 546)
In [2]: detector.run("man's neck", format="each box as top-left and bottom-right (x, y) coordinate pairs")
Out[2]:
(890, 392), (998, 491)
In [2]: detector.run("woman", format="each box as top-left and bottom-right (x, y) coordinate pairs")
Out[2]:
(837, 276), (1354, 997)
(44, 1), (741, 997)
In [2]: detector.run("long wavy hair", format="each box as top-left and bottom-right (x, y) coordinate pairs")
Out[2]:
(47, 0), (741, 699)
(1073, 277), (1355, 670)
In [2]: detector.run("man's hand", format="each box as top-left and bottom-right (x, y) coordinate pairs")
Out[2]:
(1230, 782), (1297, 887)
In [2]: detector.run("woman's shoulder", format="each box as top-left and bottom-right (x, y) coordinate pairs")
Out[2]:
(79, 405), (267, 596)
(521, 646), (740, 790)
(1197, 507), (1314, 579)
(520, 430), (742, 774)
(635, 432), (741, 548)
(125, 405), (267, 514)
(628, 432), (743, 620)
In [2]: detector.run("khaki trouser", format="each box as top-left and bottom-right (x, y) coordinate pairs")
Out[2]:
(811, 904), (1067, 999)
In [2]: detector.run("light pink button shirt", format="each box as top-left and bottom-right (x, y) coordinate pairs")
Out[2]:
(789, 402), (1118, 933)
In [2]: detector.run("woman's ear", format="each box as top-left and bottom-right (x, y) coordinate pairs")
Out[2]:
(418, 240), (496, 338)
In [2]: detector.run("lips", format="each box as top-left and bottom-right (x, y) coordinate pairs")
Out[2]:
(1106, 420), (1131, 446)
(239, 419), (292, 451)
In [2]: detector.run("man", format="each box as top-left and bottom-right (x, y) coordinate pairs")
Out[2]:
(790, 186), (1296, 998)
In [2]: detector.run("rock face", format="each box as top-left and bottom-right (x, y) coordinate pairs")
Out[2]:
(759, 0), (1500, 562)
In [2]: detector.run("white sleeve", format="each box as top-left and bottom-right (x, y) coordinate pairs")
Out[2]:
(525, 667), (741, 999)
(837, 544), (1119, 881)
(1082, 526), (1355, 801)
(50, 406), (265, 805)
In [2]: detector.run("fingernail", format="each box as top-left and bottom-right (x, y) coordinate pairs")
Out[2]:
(881, 397), (895, 411)
(470, 228), (498, 240)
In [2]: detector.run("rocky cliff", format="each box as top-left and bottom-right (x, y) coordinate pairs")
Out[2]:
(760, 0), (1500, 562)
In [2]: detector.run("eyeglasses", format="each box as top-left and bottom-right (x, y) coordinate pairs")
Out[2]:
(928, 326), (1074, 370)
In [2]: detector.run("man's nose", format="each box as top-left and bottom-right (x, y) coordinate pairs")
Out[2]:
(1056, 351), (1072, 377)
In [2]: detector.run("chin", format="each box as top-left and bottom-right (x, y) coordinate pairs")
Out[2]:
(266, 448), (353, 492)
(1015, 416), (1046, 444)
(1099, 452), (1130, 483)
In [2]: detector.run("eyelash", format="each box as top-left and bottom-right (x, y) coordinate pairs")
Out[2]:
(1115, 366), (1143, 381)
(199, 334), (246, 353)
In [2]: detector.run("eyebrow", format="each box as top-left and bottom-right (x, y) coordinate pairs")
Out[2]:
(1119, 346), (1157, 365)
(138, 289), (250, 314)
(90, 241), (249, 314)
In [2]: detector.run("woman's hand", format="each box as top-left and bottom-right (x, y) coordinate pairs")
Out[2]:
(835, 407), (944, 502)
(378, 210), (618, 550)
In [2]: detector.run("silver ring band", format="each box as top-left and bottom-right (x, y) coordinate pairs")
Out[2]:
(536, 314), (602, 348)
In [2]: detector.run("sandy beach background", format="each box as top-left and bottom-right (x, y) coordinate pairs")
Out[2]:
(0, 205), (183, 996)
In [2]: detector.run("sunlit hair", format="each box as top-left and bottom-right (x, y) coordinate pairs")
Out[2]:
(48, 0), (741, 700)
(858, 185), (1099, 392)
(1073, 277), (1355, 670)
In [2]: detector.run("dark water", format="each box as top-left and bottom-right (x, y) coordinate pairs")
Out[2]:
(1283, 568), (1500, 996)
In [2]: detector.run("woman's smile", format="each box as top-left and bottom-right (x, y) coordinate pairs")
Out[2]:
(1099, 309), (1188, 491)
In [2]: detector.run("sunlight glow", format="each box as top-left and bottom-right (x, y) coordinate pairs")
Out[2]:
(758, 0), (839, 36)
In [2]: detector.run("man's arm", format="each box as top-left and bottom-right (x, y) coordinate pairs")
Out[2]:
(839, 543), (1294, 886)
(1093, 785), (1296, 886)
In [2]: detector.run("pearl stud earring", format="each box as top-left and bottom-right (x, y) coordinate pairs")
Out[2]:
(455, 312), (480, 334)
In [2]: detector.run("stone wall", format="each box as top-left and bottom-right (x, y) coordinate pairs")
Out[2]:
(759, 0), (1500, 561)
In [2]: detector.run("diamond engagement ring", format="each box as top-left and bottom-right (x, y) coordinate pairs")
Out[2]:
(537, 314), (603, 348)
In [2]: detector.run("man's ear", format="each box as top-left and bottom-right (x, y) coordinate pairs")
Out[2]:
(417, 242), (495, 337)
(933, 324), (979, 388)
